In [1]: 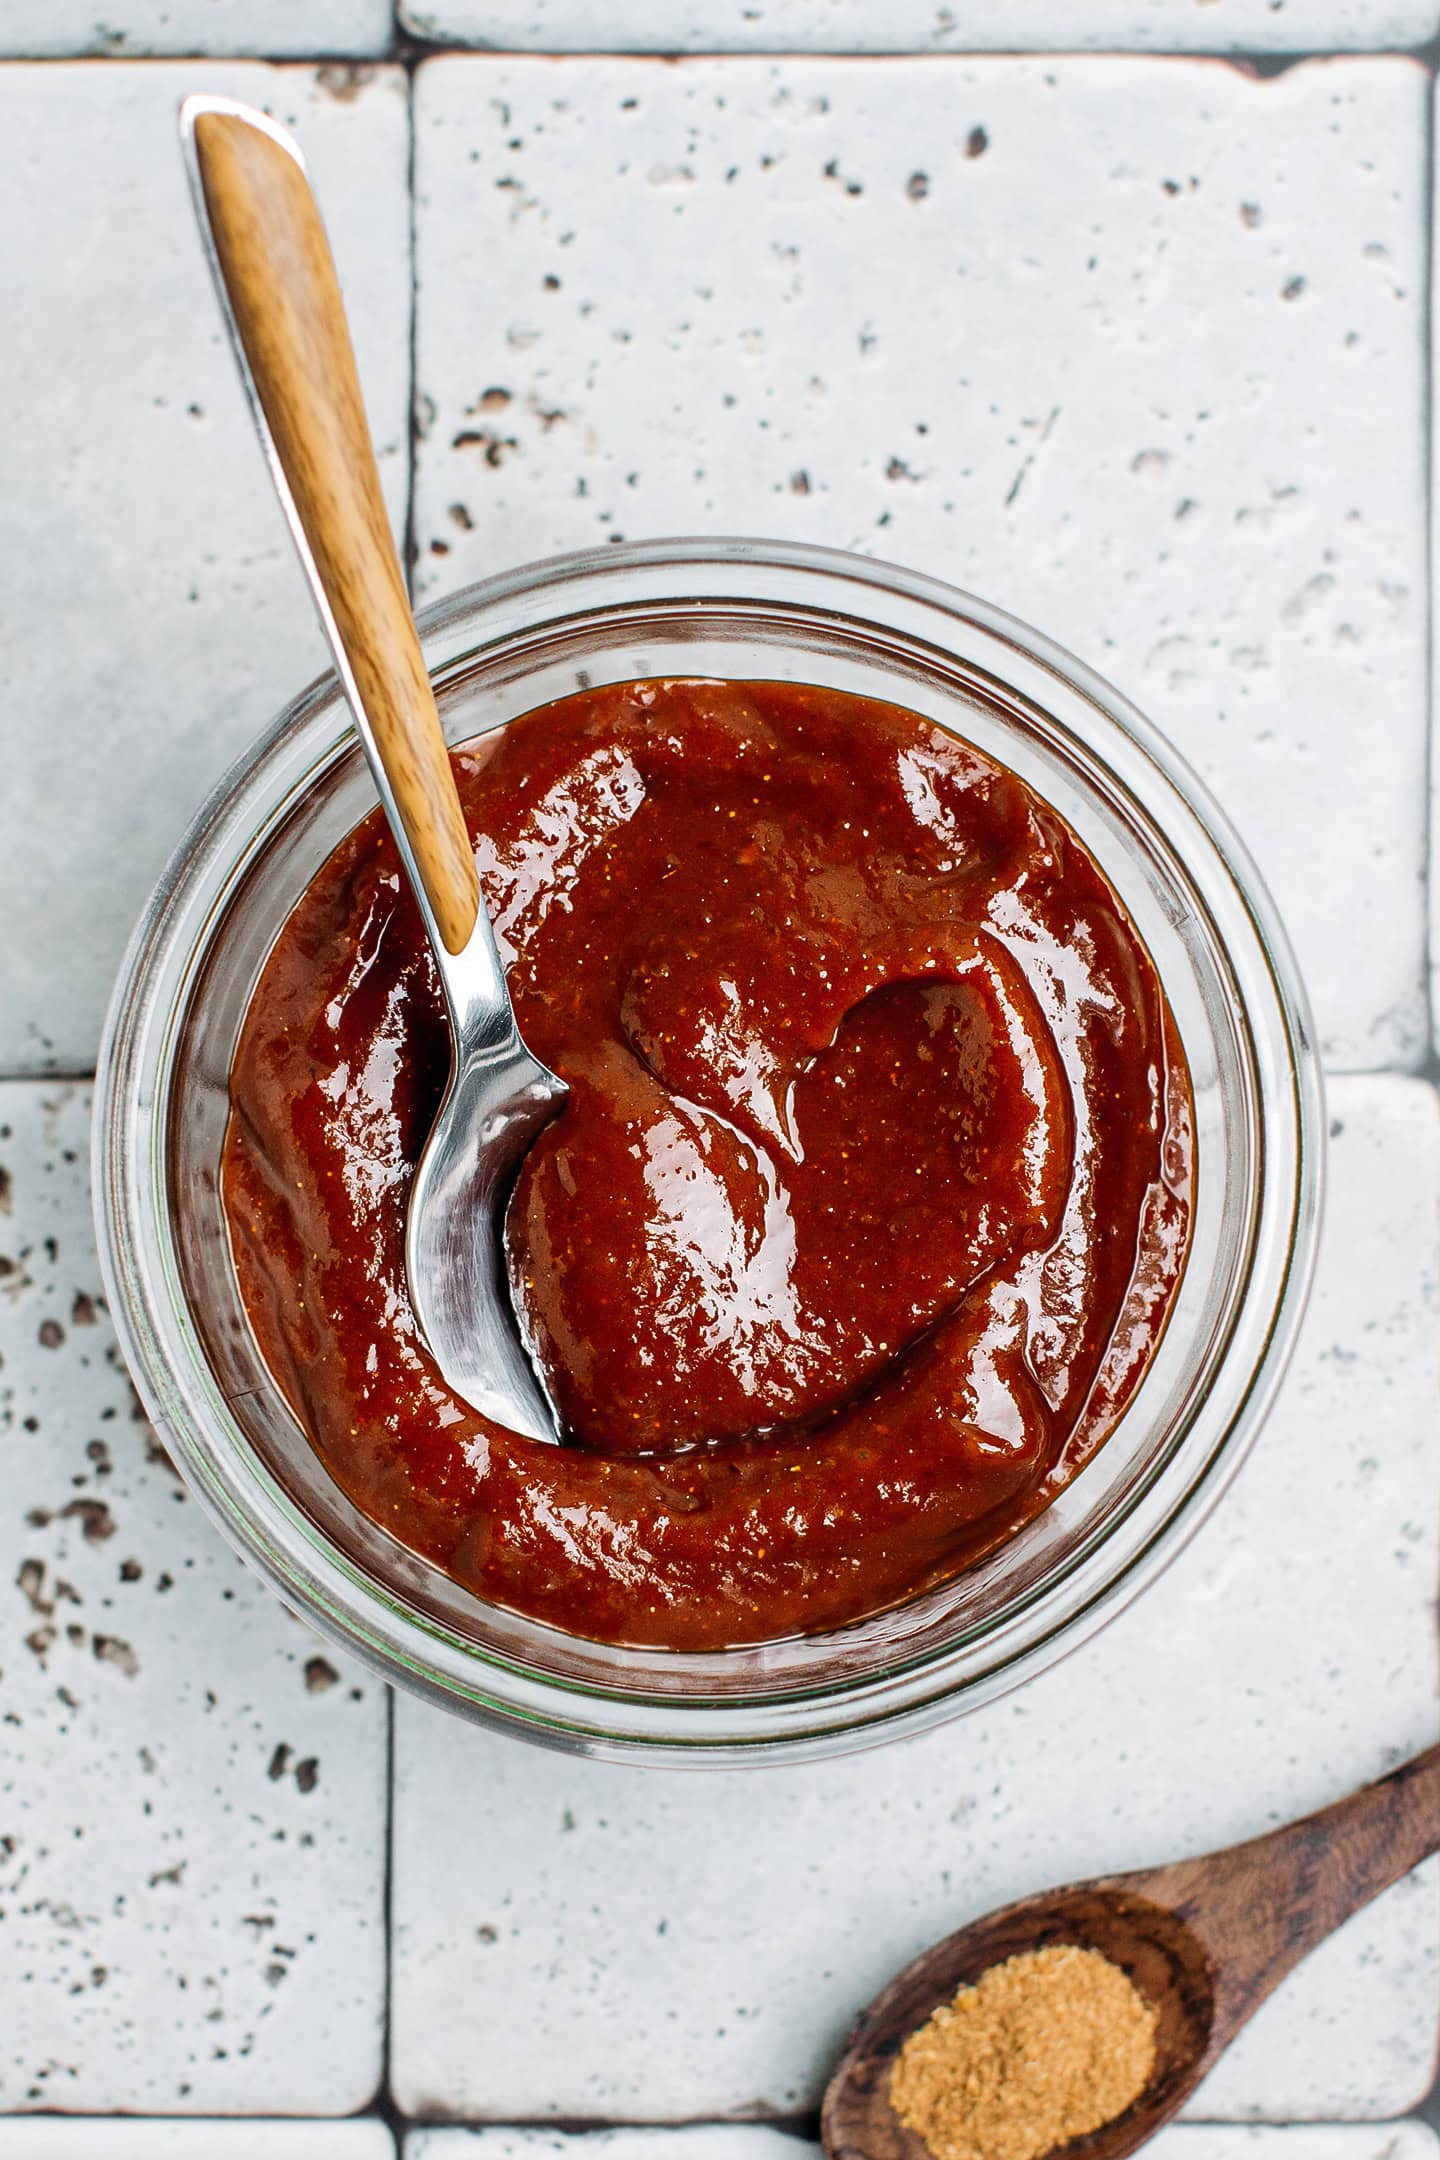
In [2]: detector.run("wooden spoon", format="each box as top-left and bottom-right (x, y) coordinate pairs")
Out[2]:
(823, 1739), (1440, 2160)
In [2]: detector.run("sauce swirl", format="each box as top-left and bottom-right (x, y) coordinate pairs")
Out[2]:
(223, 678), (1192, 1648)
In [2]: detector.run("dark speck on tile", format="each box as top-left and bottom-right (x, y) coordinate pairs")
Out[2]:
(966, 126), (988, 159)
(61, 1498), (115, 1544)
(93, 1633), (138, 1677)
(315, 62), (375, 104)
(452, 428), (518, 467)
(17, 1557), (51, 1615)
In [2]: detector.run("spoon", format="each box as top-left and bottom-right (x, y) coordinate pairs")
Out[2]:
(181, 95), (566, 1443)
(824, 1738), (1440, 2160)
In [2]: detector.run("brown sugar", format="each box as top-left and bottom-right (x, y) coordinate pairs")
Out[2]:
(888, 1943), (1158, 2160)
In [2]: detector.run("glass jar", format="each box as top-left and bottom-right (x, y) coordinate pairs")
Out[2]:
(93, 539), (1322, 1764)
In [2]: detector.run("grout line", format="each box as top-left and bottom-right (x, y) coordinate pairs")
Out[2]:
(0, 1069), (98, 1086)
(3, 42), (1440, 66)
(381, 1684), (401, 2120)
(1417, 36), (1440, 2068)
(0, 47), (407, 64)
(404, 59), (420, 596)
(391, 2112), (825, 2136)
(1407, 64), (1440, 2117)
(1423, 67), (1439, 1073)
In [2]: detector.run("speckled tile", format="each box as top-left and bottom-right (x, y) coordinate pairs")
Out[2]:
(0, 3), (392, 56)
(0, 1083), (387, 2114)
(413, 53), (1427, 1073)
(0, 2127), (395, 2157)
(404, 2131), (1440, 2160)
(401, 0), (1440, 52)
(0, 60), (409, 1077)
(390, 1075), (1440, 2121)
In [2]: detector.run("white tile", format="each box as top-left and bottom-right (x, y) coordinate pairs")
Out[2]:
(413, 53), (1428, 1072)
(0, 1083), (388, 2113)
(0, 60), (410, 1076)
(0, 5), (391, 57)
(390, 1076), (1440, 2121)
(401, 0), (1440, 53)
(0, 2127), (394, 2158)
(404, 2132), (1440, 2160)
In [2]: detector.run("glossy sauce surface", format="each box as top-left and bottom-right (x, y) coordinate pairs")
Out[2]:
(223, 678), (1193, 1649)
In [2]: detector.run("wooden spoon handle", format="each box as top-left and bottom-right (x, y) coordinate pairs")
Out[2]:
(1133, 1737), (1440, 2060)
(187, 101), (479, 955)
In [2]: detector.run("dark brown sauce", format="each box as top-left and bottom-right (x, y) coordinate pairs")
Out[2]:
(222, 678), (1193, 1648)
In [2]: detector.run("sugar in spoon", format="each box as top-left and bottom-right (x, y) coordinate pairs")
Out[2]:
(181, 95), (566, 1443)
(824, 1738), (1440, 2160)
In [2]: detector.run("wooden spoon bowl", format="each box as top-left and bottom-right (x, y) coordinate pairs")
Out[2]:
(824, 1740), (1440, 2160)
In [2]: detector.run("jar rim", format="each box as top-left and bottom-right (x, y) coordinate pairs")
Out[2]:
(92, 536), (1323, 1764)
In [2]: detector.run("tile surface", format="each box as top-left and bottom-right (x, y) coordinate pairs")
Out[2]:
(390, 1076), (1440, 2123)
(401, 0), (1440, 53)
(0, 2128), (395, 2157)
(6, 17), (1440, 2138)
(0, 3), (392, 56)
(0, 60), (410, 1077)
(413, 54), (1428, 1072)
(0, 1084), (388, 2113)
(405, 2132), (1440, 2159)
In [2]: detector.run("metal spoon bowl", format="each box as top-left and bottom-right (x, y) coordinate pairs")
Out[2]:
(405, 933), (567, 1440)
(181, 94), (565, 1444)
